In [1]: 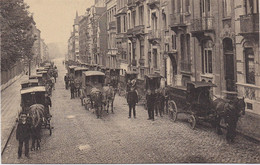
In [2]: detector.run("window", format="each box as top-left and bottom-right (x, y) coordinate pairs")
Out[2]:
(245, 0), (259, 14)
(153, 49), (158, 69)
(117, 17), (121, 33)
(139, 6), (144, 25)
(245, 48), (255, 84)
(172, 35), (176, 49)
(162, 12), (167, 29)
(223, 0), (231, 17)
(132, 11), (136, 27)
(123, 16), (126, 32)
(202, 40), (213, 74)
(186, 0), (190, 13)
(140, 40), (144, 58)
(152, 13), (157, 30)
(201, 0), (211, 16)
(147, 8), (150, 26)
(128, 13), (131, 29)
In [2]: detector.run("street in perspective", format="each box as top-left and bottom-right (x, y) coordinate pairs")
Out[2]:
(1, 0), (260, 164)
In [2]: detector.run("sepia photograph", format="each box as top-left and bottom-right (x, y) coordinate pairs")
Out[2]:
(1, 0), (259, 163)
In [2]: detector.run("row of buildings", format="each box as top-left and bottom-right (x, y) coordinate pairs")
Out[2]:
(28, 20), (50, 67)
(67, 0), (259, 115)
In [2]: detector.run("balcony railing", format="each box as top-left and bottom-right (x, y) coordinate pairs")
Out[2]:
(180, 61), (191, 72)
(190, 17), (214, 32)
(170, 13), (186, 27)
(148, 30), (161, 40)
(147, 0), (160, 5)
(127, 28), (134, 35)
(133, 25), (145, 34)
(108, 21), (116, 30)
(240, 14), (259, 34)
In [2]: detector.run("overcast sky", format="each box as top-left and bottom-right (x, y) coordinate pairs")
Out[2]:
(24, 0), (94, 44)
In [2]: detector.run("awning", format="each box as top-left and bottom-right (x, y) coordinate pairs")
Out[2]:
(83, 71), (105, 77)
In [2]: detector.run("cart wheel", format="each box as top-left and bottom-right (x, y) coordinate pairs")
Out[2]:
(168, 101), (178, 122)
(188, 115), (196, 129)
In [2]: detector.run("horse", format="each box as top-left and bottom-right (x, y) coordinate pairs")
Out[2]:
(27, 104), (45, 151)
(213, 97), (245, 142)
(103, 85), (116, 114)
(89, 87), (106, 118)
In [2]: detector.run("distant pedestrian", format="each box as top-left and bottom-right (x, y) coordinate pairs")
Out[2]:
(70, 81), (75, 99)
(127, 87), (138, 118)
(16, 113), (31, 159)
(51, 76), (55, 90)
(154, 89), (163, 117)
(64, 74), (69, 89)
(146, 89), (155, 121)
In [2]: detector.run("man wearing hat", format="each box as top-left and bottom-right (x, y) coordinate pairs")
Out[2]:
(16, 113), (31, 159)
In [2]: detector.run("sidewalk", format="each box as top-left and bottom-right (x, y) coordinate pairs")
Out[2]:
(237, 111), (260, 142)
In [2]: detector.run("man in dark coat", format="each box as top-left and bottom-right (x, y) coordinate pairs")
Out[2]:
(70, 81), (75, 99)
(146, 89), (155, 121)
(16, 113), (31, 159)
(127, 87), (138, 118)
(64, 74), (69, 89)
(44, 93), (52, 117)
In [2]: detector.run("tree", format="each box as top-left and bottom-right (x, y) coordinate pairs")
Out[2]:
(0, 0), (35, 71)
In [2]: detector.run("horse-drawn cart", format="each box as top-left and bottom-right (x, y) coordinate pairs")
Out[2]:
(166, 81), (217, 129)
(20, 86), (52, 135)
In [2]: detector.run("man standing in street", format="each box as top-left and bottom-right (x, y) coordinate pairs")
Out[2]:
(146, 89), (155, 121)
(70, 80), (75, 99)
(64, 74), (69, 89)
(127, 87), (138, 118)
(44, 93), (52, 117)
(16, 113), (31, 159)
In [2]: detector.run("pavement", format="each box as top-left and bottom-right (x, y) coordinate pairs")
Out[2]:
(1, 58), (260, 163)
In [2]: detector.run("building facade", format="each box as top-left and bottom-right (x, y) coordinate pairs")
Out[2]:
(106, 0), (117, 68)
(115, 0), (128, 74)
(234, 0), (259, 114)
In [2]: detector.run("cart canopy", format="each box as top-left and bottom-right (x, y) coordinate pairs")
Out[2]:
(83, 71), (105, 77)
(21, 86), (46, 95)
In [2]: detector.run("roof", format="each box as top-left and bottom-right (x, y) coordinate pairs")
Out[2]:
(21, 79), (39, 85)
(188, 81), (217, 88)
(36, 71), (47, 74)
(21, 86), (46, 94)
(126, 71), (139, 75)
(29, 75), (43, 79)
(75, 67), (89, 71)
(69, 65), (77, 69)
(145, 74), (162, 79)
(83, 71), (105, 77)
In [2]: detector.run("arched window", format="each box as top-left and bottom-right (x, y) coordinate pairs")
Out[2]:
(245, 48), (255, 84)
(202, 40), (213, 74)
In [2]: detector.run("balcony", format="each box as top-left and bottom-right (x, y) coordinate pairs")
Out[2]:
(108, 21), (116, 30)
(190, 17), (214, 32)
(147, 0), (160, 9)
(132, 59), (137, 66)
(127, 0), (136, 9)
(180, 61), (191, 72)
(170, 13), (187, 33)
(148, 30), (161, 42)
(139, 58), (145, 66)
(133, 25), (145, 35)
(240, 14), (259, 35)
(127, 28), (134, 36)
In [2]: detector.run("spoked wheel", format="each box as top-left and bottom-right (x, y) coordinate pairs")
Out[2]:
(168, 101), (178, 122)
(188, 115), (196, 130)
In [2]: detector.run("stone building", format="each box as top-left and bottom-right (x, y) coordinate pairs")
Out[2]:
(115, 0), (128, 73)
(106, 0), (117, 69)
(234, 0), (259, 114)
(79, 14), (90, 63)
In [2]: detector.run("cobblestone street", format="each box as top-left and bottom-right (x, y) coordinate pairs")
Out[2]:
(1, 59), (260, 164)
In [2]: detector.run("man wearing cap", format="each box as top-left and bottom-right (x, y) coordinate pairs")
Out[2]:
(16, 113), (31, 159)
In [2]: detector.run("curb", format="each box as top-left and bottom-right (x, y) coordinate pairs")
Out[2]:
(1, 121), (17, 155)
